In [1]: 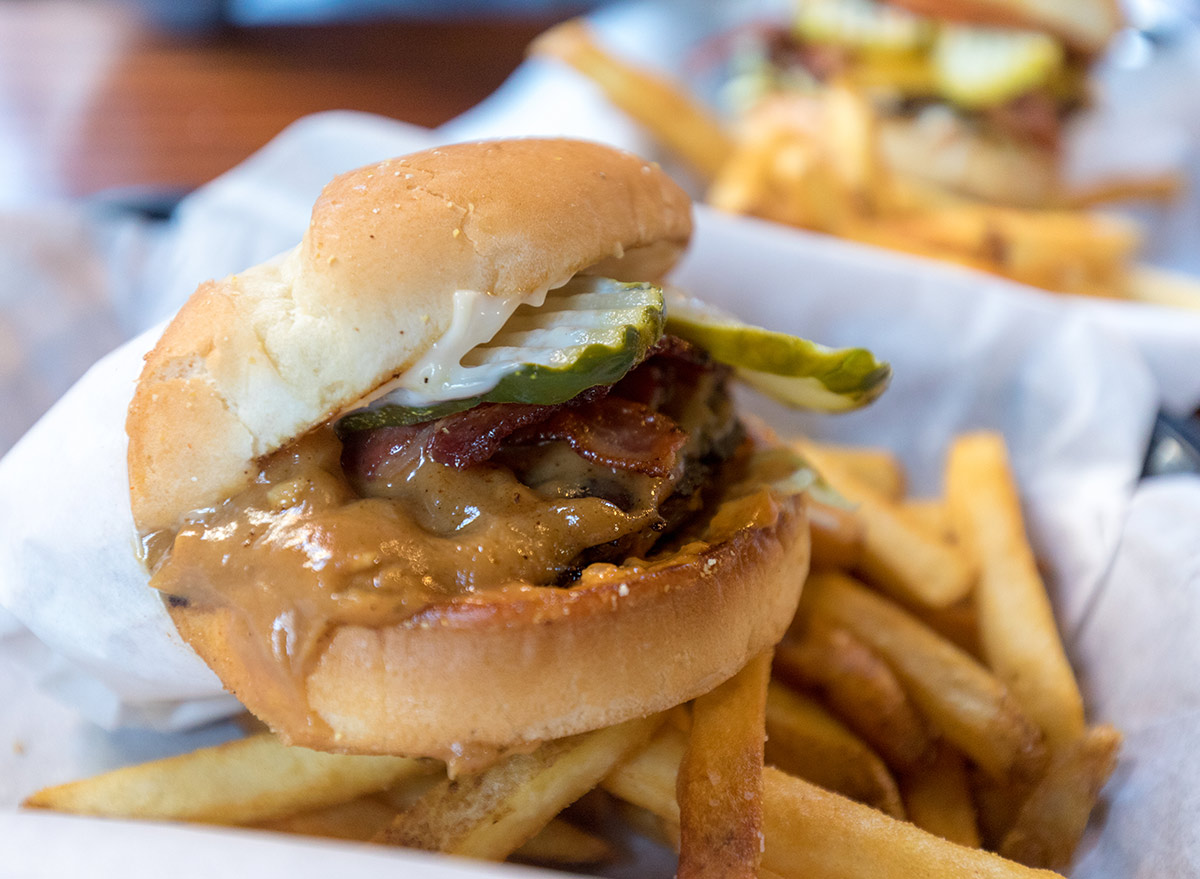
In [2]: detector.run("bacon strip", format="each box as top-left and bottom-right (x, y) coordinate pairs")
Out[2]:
(341, 338), (702, 481)
(509, 396), (687, 478)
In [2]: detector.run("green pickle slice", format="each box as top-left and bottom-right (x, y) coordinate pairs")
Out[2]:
(794, 0), (931, 53)
(933, 25), (1062, 109)
(337, 279), (890, 433)
(337, 277), (665, 432)
(665, 295), (890, 412)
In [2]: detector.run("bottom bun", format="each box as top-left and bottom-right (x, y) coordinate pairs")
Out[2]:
(169, 491), (809, 763)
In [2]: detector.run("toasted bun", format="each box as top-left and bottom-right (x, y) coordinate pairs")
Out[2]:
(168, 490), (809, 759)
(878, 113), (1059, 207)
(127, 139), (692, 535)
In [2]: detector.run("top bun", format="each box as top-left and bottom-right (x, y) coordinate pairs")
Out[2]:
(127, 139), (693, 534)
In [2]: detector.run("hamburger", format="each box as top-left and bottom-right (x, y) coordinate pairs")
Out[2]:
(731, 0), (1122, 206)
(126, 138), (888, 767)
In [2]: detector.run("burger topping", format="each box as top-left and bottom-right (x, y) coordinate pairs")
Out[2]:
(664, 292), (891, 411)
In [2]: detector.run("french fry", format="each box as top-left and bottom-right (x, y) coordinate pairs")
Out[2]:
(677, 653), (771, 879)
(910, 596), (982, 659)
(794, 441), (975, 608)
(807, 496), (865, 569)
(253, 795), (398, 841)
(804, 572), (1046, 783)
(22, 733), (429, 825)
(774, 624), (936, 774)
(945, 432), (1084, 749)
(794, 438), (906, 502)
(765, 680), (905, 818)
(854, 493), (977, 608)
(897, 497), (952, 541)
(606, 728), (1063, 878)
(1057, 173), (1184, 208)
(999, 725), (1122, 870)
(972, 767), (1029, 850)
(602, 725), (687, 830)
(899, 745), (981, 847)
(510, 817), (615, 867)
(1126, 264), (1200, 311)
(529, 20), (733, 181)
(760, 767), (1063, 879)
(376, 714), (661, 859)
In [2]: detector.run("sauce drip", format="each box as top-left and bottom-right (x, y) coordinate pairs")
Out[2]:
(150, 426), (672, 677)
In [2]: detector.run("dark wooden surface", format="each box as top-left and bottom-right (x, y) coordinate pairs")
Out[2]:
(0, 1), (567, 204)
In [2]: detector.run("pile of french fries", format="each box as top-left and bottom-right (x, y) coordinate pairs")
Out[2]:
(530, 20), (1200, 308)
(24, 430), (1118, 878)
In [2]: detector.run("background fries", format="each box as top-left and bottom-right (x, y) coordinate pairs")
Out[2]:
(22, 430), (1120, 878)
(528, 20), (733, 181)
(530, 20), (1200, 308)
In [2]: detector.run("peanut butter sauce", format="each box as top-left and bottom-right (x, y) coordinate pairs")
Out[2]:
(149, 426), (673, 682)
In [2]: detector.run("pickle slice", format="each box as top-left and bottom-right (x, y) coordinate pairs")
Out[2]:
(933, 25), (1062, 109)
(665, 295), (890, 412)
(337, 278), (665, 432)
(795, 0), (931, 53)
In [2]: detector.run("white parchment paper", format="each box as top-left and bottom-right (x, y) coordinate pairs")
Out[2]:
(3, 5), (1200, 873)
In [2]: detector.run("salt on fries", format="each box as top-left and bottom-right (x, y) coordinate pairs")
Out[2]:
(24, 430), (1118, 877)
(530, 20), (1200, 309)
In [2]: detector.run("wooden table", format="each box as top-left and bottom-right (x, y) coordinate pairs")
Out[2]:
(0, 1), (567, 205)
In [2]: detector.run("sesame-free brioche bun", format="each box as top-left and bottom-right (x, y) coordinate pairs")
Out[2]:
(131, 138), (810, 761)
(127, 138), (692, 535)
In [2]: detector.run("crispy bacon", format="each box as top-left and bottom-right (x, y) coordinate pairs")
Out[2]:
(341, 337), (701, 481)
(342, 403), (554, 478)
(509, 396), (687, 478)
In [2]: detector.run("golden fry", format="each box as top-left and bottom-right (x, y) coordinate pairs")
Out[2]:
(972, 767), (1029, 851)
(602, 725), (687, 829)
(253, 795), (398, 841)
(678, 653), (771, 879)
(605, 728), (1063, 878)
(511, 817), (615, 867)
(803, 572), (1045, 783)
(808, 497), (865, 569)
(765, 681), (905, 818)
(22, 733), (429, 825)
(1000, 725), (1122, 870)
(794, 441), (975, 608)
(899, 745), (981, 847)
(909, 596), (982, 660)
(377, 714), (660, 859)
(761, 767), (1063, 879)
(1125, 264), (1200, 312)
(945, 432), (1084, 749)
(529, 20), (733, 180)
(896, 497), (952, 541)
(794, 438), (906, 502)
(774, 625), (936, 774)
